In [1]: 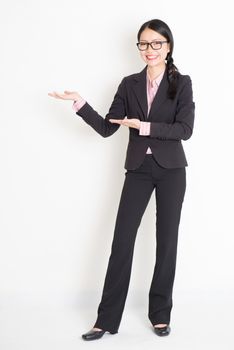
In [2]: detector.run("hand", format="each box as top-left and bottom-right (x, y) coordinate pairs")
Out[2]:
(109, 117), (140, 130)
(48, 90), (82, 101)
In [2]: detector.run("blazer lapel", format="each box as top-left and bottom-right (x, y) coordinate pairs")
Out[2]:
(132, 66), (148, 121)
(132, 65), (169, 121)
(147, 68), (168, 121)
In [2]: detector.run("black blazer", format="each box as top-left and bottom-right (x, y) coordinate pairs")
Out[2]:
(76, 65), (195, 170)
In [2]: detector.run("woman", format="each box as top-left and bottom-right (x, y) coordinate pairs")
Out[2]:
(48, 18), (195, 340)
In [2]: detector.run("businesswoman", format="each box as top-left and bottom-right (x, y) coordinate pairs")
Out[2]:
(48, 18), (195, 340)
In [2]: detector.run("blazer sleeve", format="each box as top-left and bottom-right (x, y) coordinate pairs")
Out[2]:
(149, 75), (195, 141)
(74, 77), (126, 138)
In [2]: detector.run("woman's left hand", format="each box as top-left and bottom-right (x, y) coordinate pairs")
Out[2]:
(109, 117), (140, 130)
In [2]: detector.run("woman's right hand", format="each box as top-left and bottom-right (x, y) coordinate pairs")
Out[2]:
(48, 90), (82, 101)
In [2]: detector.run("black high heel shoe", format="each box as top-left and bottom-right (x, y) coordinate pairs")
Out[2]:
(82, 328), (117, 341)
(153, 324), (171, 336)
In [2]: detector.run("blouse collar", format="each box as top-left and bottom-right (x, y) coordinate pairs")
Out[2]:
(146, 67), (166, 88)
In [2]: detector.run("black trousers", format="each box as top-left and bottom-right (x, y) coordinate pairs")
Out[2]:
(93, 154), (186, 333)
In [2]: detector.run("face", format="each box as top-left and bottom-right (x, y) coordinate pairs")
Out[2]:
(138, 28), (170, 68)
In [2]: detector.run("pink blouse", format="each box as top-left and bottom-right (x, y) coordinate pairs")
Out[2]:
(72, 68), (165, 154)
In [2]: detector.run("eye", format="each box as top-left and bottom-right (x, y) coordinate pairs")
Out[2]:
(138, 42), (147, 48)
(151, 41), (162, 48)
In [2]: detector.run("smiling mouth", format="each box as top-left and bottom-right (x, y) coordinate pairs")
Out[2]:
(146, 55), (158, 60)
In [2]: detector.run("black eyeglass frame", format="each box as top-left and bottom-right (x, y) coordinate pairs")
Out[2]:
(136, 40), (169, 51)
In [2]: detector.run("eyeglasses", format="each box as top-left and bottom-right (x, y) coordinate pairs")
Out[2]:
(136, 40), (169, 51)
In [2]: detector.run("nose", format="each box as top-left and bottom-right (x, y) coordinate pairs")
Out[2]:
(145, 51), (155, 55)
(145, 49), (153, 54)
(145, 47), (154, 54)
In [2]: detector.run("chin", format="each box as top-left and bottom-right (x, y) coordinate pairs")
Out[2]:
(147, 62), (160, 67)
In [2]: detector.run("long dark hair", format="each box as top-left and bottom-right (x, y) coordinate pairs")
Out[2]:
(137, 19), (179, 99)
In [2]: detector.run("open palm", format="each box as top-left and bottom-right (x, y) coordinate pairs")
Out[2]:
(48, 90), (81, 101)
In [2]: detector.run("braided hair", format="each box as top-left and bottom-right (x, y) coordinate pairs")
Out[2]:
(166, 53), (179, 99)
(137, 19), (179, 100)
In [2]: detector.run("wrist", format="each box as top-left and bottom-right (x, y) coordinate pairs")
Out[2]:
(74, 95), (82, 102)
(72, 98), (86, 112)
(139, 121), (151, 135)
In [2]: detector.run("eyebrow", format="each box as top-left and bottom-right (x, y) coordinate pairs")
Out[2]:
(139, 39), (163, 42)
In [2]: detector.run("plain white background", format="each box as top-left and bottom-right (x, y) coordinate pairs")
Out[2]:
(1, 0), (234, 349)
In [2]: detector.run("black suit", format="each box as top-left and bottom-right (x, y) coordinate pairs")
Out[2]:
(76, 65), (195, 170)
(76, 66), (195, 333)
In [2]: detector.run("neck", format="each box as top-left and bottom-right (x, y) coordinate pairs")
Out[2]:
(147, 63), (166, 81)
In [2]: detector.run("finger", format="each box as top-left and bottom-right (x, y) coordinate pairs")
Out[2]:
(109, 119), (120, 123)
(122, 121), (131, 126)
(48, 92), (61, 99)
(48, 92), (58, 96)
(54, 91), (62, 96)
(54, 92), (67, 99)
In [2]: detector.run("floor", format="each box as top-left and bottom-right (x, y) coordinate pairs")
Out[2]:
(0, 290), (233, 350)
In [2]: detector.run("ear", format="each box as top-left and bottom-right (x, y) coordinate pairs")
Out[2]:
(167, 43), (170, 53)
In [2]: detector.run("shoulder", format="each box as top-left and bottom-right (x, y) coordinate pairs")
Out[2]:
(176, 71), (193, 85)
(123, 71), (141, 81)
(121, 66), (148, 84)
(118, 72), (141, 86)
(175, 72), (194, 102)
(173, 71), (193, 96)
(116, 71), (141, 93)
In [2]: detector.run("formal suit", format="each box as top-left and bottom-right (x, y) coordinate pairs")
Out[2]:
(76, 65), (195, 333)
(76, 65), (195, 170)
